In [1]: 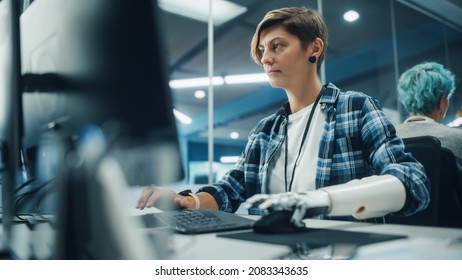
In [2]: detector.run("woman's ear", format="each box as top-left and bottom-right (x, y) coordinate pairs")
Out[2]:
(437, 95), (449, 120)
(438, 95), (448, 110)
(309, 38), (324, 57)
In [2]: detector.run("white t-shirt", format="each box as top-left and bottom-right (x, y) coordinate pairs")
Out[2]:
(267, 103), (324, 193)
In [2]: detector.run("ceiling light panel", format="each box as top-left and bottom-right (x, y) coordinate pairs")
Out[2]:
(158, 0), (247, 26)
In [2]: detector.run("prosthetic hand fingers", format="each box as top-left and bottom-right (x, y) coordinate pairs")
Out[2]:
(246, 192), (298, 210)
(245, 194), (271, 209)
(289, 192), (331, 227)
(258, 196), (290, 210)
(291, 204), (308, 228)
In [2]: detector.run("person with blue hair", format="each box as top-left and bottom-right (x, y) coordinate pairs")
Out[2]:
(396, 61), (462, 171)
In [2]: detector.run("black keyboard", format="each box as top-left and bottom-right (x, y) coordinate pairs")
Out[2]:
(140, 209), (254, 234)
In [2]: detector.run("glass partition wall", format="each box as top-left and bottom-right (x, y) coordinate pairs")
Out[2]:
(157, 0), (462, 184)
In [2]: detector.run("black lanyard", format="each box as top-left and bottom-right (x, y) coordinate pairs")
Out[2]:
(284, 89), (324, 193)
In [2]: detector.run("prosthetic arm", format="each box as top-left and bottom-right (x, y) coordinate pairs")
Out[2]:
(246, 175), (406, 228)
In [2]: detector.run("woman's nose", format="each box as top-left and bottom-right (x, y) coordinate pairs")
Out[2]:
(260, 51), (273, 65)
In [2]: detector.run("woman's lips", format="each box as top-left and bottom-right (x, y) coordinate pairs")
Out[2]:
(267, 69), (281, 75)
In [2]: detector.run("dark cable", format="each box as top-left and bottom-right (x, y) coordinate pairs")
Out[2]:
(14, 178), (55, 213)
(14, 176), (37, 194)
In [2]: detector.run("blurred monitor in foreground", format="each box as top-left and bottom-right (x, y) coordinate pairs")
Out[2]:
(15, 0), (184, 259)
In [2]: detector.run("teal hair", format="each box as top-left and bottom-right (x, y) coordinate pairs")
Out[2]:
(398, 61), (455, 115)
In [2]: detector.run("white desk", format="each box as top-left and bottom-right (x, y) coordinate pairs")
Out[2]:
(173, 218), (462, 260)
(5, 185), (462, 260)
(5, 212), (462, 260)
(305, 219), (462, 259)
(128, 186), (462, 260)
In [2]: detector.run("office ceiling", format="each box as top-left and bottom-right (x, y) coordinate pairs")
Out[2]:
(157, 0), (462, 145)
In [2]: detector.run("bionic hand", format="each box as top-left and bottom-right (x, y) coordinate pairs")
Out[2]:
(246, 191), (330, 227)
(246, 175), (406, 227)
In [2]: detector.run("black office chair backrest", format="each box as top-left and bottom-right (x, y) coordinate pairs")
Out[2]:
(438, 147), (462, 227)
(386, 136), (462, 228)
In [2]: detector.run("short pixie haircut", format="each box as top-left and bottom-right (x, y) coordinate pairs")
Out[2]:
(398, 62), (455, 115)
(250, 7), (328, 72)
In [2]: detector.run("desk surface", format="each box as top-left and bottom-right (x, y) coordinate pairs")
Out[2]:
(5, 212), (462, 260)
(170, 217), (462, 260)
(4, 186), (462, 260)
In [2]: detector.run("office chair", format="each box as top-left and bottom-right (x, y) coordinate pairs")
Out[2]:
(438, 147), (462, 227)
(386, 136), (462, 228)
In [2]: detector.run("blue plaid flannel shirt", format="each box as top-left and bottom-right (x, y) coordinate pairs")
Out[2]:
(199, 83), (430, 218)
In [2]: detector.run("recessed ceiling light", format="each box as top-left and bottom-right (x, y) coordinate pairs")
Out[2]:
(194, 90), (206, 99)
(230, 132), (239, 139)
(343, 10), (360, 22)
(158, 0), (247, 26)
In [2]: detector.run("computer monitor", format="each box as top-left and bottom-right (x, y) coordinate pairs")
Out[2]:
(0, 0), (22, 256)
(16, 0), (184, 259)
(21, 0), (183, 184)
